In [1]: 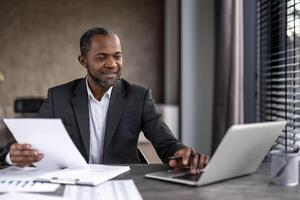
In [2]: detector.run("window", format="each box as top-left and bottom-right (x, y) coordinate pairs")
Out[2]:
(257, 0), (300, 152)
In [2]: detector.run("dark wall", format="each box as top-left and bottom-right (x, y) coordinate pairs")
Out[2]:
(0, 0), (164, 116)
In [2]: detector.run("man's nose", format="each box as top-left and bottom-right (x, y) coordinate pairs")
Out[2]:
(105, 57), (117, 67)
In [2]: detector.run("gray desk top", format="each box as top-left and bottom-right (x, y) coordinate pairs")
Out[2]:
(1, 163), (300, 200)
(114, 162), (300, 200)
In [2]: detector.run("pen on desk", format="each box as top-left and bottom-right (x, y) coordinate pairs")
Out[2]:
(167, 155), (191, 170)
(168, 154), (198, 160)
(167, 155), (183, 160)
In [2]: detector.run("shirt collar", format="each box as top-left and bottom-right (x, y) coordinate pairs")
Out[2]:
(86, 77), (113, 101)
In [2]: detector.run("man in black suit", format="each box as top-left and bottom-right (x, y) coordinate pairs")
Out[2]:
(6, 27), (208, 174)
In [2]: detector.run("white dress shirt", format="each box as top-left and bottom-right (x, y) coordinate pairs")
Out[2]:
(86, 78), (112, 164)
(5, 150), (12, 165)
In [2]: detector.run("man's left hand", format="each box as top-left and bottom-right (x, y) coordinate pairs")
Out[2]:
(168, 147), (209, 174)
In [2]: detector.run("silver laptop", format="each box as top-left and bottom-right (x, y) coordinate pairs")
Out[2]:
(145, 121), (286, 186)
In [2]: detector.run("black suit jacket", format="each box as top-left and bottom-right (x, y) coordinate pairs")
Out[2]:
(32, 78), (184, 164)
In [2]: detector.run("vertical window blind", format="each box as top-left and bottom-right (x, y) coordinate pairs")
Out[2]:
(257, 0), (300, 152)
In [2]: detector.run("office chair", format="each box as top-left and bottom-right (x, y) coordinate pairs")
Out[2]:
(14, 98), (44, 117)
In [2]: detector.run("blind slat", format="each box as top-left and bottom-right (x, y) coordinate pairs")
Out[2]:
(258, 0), (300, 152)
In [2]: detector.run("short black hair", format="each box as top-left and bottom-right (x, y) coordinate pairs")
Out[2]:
(80, 27), (115, 56)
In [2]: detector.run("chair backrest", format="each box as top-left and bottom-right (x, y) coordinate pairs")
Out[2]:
(14, 98), (44, 116)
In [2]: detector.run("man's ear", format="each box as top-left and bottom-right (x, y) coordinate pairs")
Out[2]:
(78, 55), (88, 68)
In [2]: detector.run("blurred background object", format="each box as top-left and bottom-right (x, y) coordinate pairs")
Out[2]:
(14, 98), (44, 117)
(0, 71), (4, 82)
(0, 0), (164, 109)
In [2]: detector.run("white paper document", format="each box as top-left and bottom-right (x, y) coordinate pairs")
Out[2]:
(0, 193), (70, 200)
(0, 180), (59, 193)
(64, 179), (143, 200)
(2, 118), (131, 188)
(0, 166), (51, 180)
(36, 164), (130, 186)
(0, 166), (59, 192)
(3, 118), (89, 170)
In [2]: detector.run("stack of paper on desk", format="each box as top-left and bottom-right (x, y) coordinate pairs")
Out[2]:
(0, 165), (130, 188)
(0, 180), (60, 193)
(0, 193), (70, 200)
(64, 179), (143, 200)
(0, 166), (59, 192)
(36, 164), (130, 186)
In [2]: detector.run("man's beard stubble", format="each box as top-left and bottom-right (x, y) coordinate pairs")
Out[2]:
(87, 69), (120, 89)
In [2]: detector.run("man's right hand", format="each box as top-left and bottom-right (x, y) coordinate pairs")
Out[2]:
(9, 143), (43, 167)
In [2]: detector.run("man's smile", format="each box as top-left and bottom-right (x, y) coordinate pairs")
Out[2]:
(101, 71), (118, 78)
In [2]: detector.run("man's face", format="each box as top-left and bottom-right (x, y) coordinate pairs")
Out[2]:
(83, 34), (123, 89)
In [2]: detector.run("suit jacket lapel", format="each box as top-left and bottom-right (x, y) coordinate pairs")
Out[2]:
(103, 79), (128, 156)
(70, 79), (90, 159)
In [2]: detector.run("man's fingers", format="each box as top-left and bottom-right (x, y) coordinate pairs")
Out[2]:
(168, 159), (177, 167)
(9, 143), (43, 168)
(182, 148), (193, 165)
(199, 155), (205, 170)
(11, 149), (39, 157)
(170, 148), (209, 174)
(197, 155), (209, 173)
(11, 143), (32, 151)
(204, 155), (209, 167)
(190, 153), (199, 174)
(188, 154), (209, 174)
(11, 153), (43, 166)
(11, 155), (38, 163)
(38, 153), (44, 160)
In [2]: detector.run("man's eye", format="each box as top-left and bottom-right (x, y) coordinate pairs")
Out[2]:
(96, 57), (105, 60)
(114, 55), (122, 60)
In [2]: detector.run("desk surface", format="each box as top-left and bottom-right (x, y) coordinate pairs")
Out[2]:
(114, 162), (300, 200)
(2, 163), (300, 200)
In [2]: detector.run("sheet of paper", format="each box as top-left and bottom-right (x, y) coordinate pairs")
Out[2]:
(64, 179), (143, 200)
(37, 164), (130, 186)
(0, 180), (60, 192)
(0, 166), (52, 180)
(0, 193), (70, 200)
(0, 166), (60, 193)
(3, 118), (89, 170)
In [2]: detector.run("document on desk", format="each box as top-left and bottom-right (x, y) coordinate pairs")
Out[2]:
(36, 164), (130, 186)
(0, 193), (70, 200)
(3, 118), (89, 170)
(3, 118), (130, 186)
(0, 180), (60, 192)
(0, 166), (51, 180)
(64, 179), (143, 200)
(0, 166), (60, 192)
